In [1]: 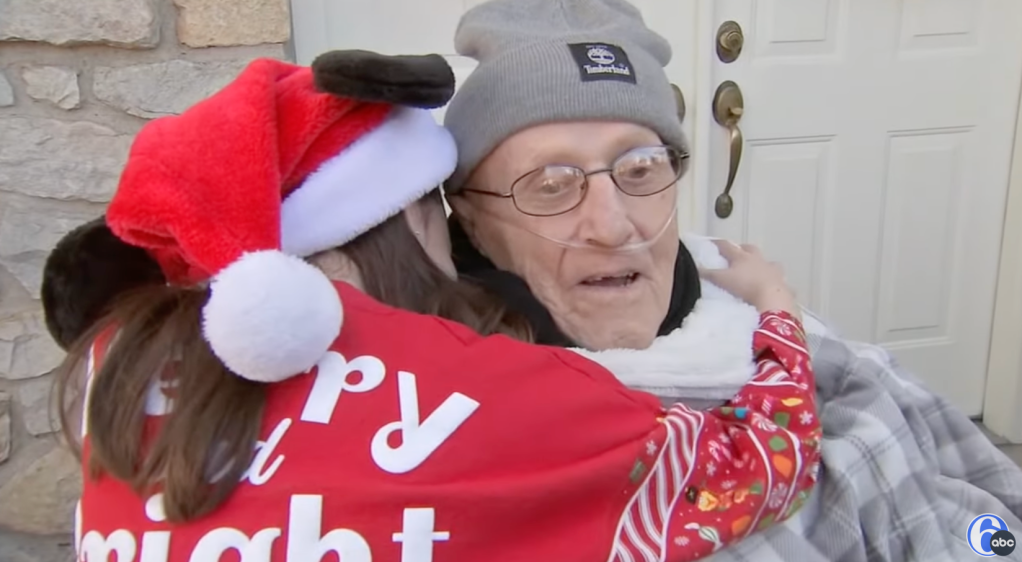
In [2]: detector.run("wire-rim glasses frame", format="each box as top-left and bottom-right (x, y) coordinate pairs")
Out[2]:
(459, 145), (690, 217)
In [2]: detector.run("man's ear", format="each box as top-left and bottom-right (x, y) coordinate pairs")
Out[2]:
(445, 193), (495, 264)
(445, 193), (474, 228)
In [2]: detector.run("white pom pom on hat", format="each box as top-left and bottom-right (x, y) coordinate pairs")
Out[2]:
(202, 250), (343, 383)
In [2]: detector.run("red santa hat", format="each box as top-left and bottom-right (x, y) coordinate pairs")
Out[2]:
(48, 51), (458, 383)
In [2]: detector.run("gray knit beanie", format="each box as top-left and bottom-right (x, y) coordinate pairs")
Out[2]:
(443, 0), (687, 192)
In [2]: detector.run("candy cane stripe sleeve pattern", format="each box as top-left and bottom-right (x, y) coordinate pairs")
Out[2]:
(611, 310), (822, 561)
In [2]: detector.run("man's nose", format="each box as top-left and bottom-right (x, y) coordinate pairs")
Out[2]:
(575, 173), (636, 248)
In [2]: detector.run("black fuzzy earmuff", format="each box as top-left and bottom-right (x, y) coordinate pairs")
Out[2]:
(311, 50), (456, 109)
(40, 216), (165, 350)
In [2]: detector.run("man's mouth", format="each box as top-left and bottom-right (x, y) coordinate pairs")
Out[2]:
(580, 272), (640, 287)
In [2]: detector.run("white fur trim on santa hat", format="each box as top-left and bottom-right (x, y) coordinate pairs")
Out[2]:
(202, 250), (342, 383)
(280, 107), (458, 257)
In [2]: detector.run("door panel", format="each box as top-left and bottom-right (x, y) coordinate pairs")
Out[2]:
(741, 138), (835, 309)
(706, 0), (1022, 415)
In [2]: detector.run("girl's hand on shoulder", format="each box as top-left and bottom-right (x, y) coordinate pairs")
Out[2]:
(698, 240), (802, 321)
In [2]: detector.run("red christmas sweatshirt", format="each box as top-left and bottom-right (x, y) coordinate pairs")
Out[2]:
(76, 281), (822, 562)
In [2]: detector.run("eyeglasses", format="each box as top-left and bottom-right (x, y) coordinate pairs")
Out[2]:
(461, 145), (689, 217)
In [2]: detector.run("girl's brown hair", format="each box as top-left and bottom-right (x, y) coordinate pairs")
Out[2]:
(56, 197), (531, 522)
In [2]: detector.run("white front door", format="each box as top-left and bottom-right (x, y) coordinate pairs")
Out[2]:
(703, 0), (1022, 415)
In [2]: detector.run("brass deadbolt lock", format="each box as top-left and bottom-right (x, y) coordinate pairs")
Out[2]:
(716, 21), (744, 63)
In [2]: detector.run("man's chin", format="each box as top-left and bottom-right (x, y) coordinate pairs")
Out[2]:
(568, 323), (658, 352)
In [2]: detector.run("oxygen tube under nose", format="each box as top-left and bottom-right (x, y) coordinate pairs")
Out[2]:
(477, 198), (679, 254)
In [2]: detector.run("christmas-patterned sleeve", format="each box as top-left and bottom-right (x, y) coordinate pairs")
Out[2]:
(614, 310), (822, 561)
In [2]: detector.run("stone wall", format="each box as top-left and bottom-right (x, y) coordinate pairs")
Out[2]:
(0, 0), (291, 559)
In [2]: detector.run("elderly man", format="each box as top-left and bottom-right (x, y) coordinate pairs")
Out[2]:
(444, 0), (694, 352)
(442, 0), (1022, 560)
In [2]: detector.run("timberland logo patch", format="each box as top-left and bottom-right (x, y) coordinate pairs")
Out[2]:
(568, 42), (637, 84)
(587, 46), (616, 65)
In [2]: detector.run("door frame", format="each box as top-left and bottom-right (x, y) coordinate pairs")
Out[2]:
(983, 75), (1022, 443)
(680, 0), (713, 235)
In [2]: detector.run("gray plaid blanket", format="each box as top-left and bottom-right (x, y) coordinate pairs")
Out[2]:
(580, 236), (1022, 561)
(703, 311), (1022, 562)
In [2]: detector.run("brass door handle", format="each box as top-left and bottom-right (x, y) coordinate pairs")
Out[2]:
(712, 80), (745, 219)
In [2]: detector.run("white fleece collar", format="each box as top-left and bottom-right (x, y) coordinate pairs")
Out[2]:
(571, 234), (760, 401)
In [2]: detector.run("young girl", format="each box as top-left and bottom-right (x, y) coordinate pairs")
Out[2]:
(46, 49), (822, 562)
